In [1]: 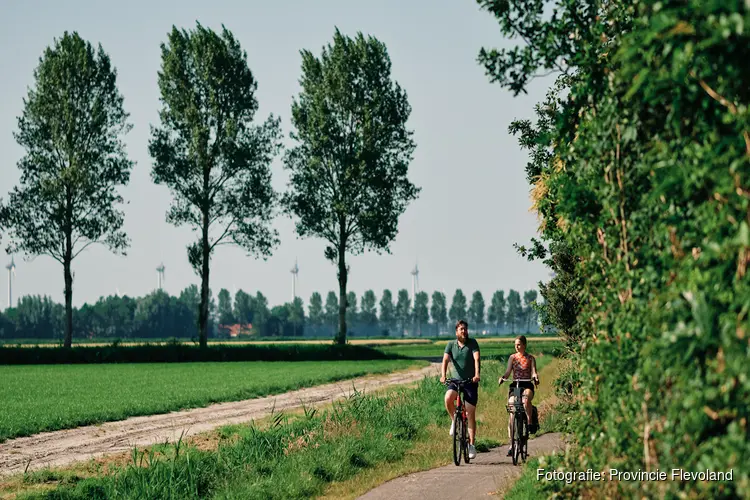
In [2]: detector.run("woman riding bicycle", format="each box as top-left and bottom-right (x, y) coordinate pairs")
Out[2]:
(498, 335), (539, 456)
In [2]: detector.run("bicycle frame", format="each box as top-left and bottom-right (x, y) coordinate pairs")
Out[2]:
(506, 379), (530, 465)
(445, 378), (472, 465)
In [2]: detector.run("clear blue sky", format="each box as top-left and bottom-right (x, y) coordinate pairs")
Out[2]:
(0, 0), (553, 310)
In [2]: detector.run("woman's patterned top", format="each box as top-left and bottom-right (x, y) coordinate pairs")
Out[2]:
(511, 352), (534, 380)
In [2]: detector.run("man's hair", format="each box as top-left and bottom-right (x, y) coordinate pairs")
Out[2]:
(516, 335), (527, 346)
(455, 319), (468, 331)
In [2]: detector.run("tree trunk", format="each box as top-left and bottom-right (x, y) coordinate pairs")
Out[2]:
(63, 190), (73, 349)
(198, 213), (210, 349)
(335, 243), (348, 345)
(63, 258), (73, 348)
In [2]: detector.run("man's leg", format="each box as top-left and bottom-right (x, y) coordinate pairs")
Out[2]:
(460, 384), (479, 459)
(465, 402), (477, 444)
(444, 389), (457, 434)
(445, 389), (457, 417)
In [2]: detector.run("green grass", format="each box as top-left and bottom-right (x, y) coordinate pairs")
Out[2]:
(12, 361), (487, 499)
(13, 368), (448, 499)
(0, 359), (424, 442)
(9, 357), (561, 500)
(502, 457), (544, 499)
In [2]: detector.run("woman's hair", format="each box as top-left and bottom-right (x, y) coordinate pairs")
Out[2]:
(515, 335), (527, 346)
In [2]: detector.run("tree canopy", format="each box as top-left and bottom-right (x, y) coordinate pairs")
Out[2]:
(282, 28), (420, 344)
(148, 22), (282, 347)
(0, 31), (133, 348)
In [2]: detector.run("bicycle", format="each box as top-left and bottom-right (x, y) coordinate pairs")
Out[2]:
(445, 377), (473, 465)
(506, 379), (532, 465)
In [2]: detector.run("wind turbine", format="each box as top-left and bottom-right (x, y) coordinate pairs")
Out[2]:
(410, 261), (421, 337)
(156, 263), (165, 290)
(6, 256), (16, 309)
(290, 258), (299, 300)
(441, 287), (449, 335)
(410, 261), (420, 301)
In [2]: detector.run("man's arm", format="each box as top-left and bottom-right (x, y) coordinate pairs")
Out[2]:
(440, 353), (450, 383)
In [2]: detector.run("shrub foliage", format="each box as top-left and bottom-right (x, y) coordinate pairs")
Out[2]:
(479, 0), (750, 497)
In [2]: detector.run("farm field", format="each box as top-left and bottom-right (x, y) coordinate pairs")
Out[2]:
(0, 359), (425, 442)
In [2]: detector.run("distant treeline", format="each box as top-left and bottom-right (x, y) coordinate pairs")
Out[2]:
(0, 286), (540, 340)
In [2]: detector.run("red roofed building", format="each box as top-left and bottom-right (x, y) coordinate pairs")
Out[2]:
(218, 323), (253, 338)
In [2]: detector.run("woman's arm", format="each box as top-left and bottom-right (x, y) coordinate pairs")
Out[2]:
(498, 354), (514, 384)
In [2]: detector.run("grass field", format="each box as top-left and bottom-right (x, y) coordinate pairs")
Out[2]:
(0, 359), (424, 442)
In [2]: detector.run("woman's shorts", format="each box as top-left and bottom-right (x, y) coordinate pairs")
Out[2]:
(507, 381), (535, 399)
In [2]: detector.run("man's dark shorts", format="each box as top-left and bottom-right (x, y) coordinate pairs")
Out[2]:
(446, 381), (478, 406)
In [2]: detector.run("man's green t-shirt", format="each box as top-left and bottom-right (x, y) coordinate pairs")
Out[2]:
(444, 337), (480, 379)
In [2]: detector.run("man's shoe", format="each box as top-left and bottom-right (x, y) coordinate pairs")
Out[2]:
(449, 419), (455, 436)
(468, 444), (476, 459)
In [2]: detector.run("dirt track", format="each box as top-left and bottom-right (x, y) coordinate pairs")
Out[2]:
(0, 363), (440, 477)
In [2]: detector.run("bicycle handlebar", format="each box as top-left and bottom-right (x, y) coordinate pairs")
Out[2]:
(503, 378), (540, 385)
(444, 377), (474, 386)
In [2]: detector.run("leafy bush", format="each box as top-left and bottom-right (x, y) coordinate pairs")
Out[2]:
(479, 0), (750, 497)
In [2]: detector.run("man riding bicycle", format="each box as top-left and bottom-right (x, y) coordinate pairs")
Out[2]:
(498, 335), (539, 456)
(440, 319), (480, 459)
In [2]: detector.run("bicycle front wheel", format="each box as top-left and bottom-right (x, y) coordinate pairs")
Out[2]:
(513, 413), (524, 465)
(452, 415), (463, 466)
(462, 416), (470, 463)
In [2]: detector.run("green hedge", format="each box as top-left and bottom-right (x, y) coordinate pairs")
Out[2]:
(0, 343), (401, 365)
(480, 0), (750, 498)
